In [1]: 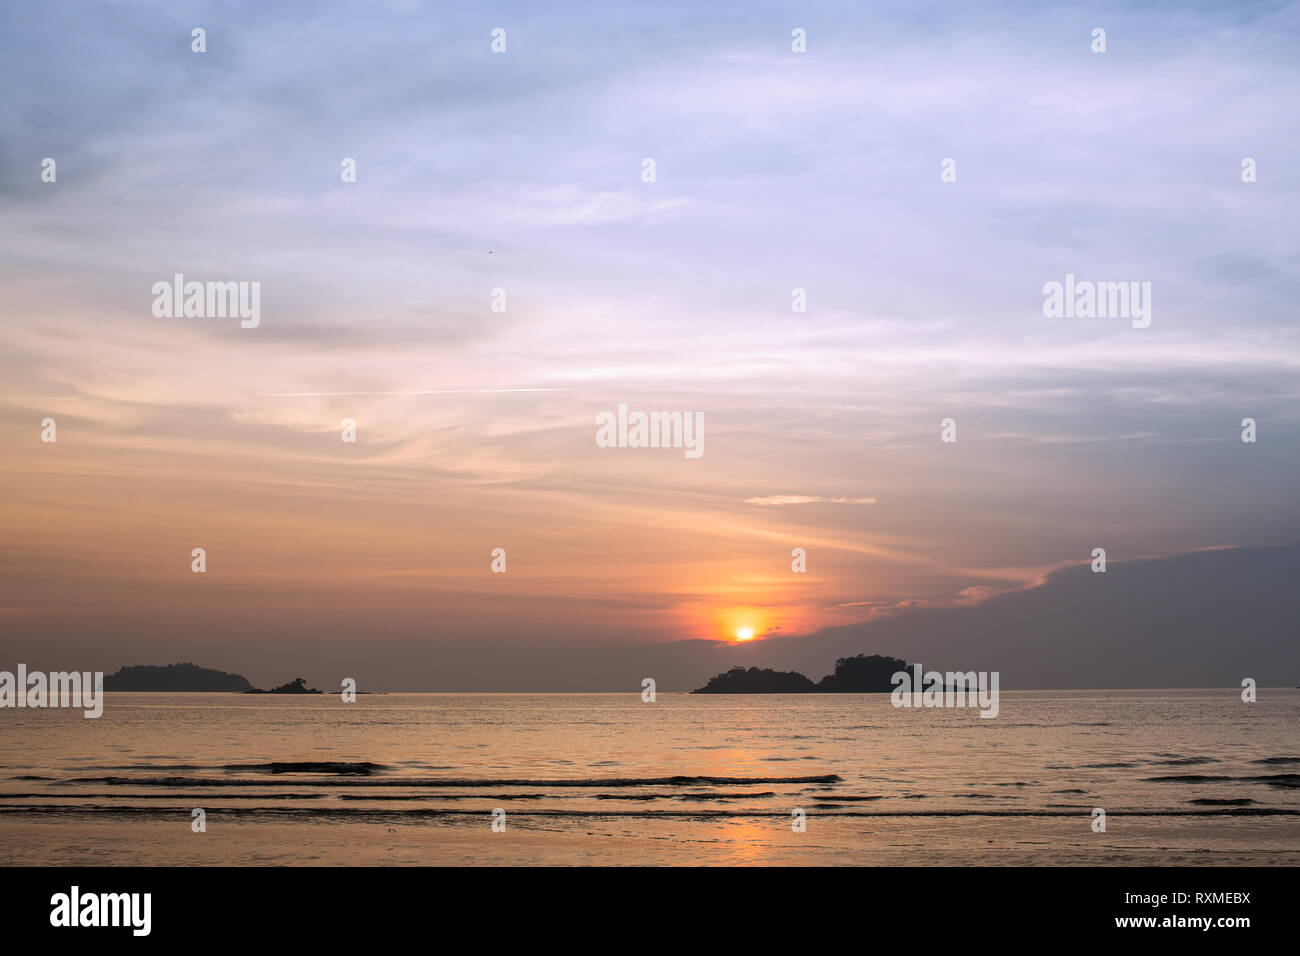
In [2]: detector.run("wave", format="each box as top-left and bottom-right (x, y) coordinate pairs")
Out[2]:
(1145, 773), (1300, 789)
(1188, 798), (1257, 806)
(2, 805), (1295, 819)
(1050, 757), (1220, 770)
(67, 773), (843, 788)
(812, 794), (883, 801)
(61, 762), (389, 775)
(0, 791), (326, 800)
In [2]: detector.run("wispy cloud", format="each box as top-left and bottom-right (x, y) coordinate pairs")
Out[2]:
(746, 496), (878, 506)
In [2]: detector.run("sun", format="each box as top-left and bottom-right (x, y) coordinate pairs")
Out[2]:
(716, 609), (770, 643)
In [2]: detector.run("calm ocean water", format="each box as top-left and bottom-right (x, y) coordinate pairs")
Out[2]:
(2, 689), (1297, 865)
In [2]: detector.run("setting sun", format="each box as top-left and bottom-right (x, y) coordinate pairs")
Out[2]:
(715, 609), (772, 643)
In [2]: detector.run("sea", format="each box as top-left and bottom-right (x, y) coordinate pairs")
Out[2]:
(1, 689), (1296, 865)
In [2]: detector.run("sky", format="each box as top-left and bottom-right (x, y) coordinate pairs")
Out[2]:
(1, 1), (1298, 689)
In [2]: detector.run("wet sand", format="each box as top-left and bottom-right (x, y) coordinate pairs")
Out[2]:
(5, 813), (1298, 866)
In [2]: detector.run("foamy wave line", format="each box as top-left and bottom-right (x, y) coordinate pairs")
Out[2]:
(38, 762), (388, 775)
(68, 773), (842, 788)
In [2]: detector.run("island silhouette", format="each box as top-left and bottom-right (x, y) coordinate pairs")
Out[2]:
(692, 654), (910, 693)
(245, 677), (323, 695)
(101, 664), (325, 694)
(103, 662), (252, 692)
(104, 656), (921, 695)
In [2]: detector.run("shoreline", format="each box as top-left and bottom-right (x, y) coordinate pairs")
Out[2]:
(4, 815), (1298, 866)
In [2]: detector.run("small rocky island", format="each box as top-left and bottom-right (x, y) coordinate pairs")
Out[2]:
(244, 681), (323, 697)
(245, 677), (323, 695)
(693, 654), (910, 693)
(692, 666), (817, 693)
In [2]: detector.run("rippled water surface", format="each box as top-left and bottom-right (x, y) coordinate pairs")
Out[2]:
(2, 690), (1297, 864)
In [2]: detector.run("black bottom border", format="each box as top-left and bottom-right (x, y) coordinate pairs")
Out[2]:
(1, 865), (1287, 941)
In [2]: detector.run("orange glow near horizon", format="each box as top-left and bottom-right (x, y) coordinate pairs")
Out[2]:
(714, 607), (774, 643)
